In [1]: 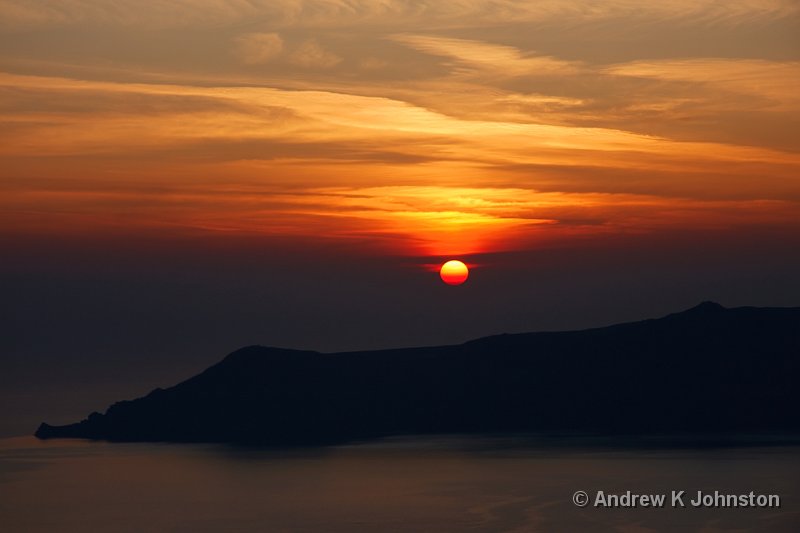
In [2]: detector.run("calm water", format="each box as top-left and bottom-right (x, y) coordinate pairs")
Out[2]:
(1, 436), (798, 532)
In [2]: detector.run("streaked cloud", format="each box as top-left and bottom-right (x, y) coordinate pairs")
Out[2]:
(0, 0), (798, 257)
(1, 0), (797, 30)
(393, 35), (581, 77)
(606, 58), (800, 109)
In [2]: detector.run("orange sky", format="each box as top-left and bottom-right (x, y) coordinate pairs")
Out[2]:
(3, 1), (800, 436)
(1, 0), (799, 259)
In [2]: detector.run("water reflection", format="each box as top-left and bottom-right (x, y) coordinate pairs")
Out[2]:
(1, 436), (798, 532)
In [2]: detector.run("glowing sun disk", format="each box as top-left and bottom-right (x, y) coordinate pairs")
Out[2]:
(440, 260), (469, 285)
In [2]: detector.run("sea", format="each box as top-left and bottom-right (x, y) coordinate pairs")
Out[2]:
(1, 435), (798, 532)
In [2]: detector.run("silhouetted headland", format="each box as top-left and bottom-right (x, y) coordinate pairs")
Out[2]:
(36, 303), (800, 445)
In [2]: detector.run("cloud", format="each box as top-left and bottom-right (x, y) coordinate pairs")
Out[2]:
(1, 0), (796, 30)
(497, 94), (584, 107)
(605, 59), (800, 109)
(2, 58), (798, 255)
(393, 35), (581, 77)
(289, 40), (342, 69)
(233, 33), (283, 65)
(2, 71), (796, 180)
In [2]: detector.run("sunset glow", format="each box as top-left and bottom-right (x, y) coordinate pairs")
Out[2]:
(0, 1), (798, 263)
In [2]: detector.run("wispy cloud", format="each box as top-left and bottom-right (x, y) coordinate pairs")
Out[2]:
(393, 35), (580, 77)
(1, 0), (798, 255)
(605, 59), (800, 109)
(1, 0), (797, 30)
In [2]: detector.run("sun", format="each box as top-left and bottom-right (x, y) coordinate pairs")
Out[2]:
(439, 260), (469, 285)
